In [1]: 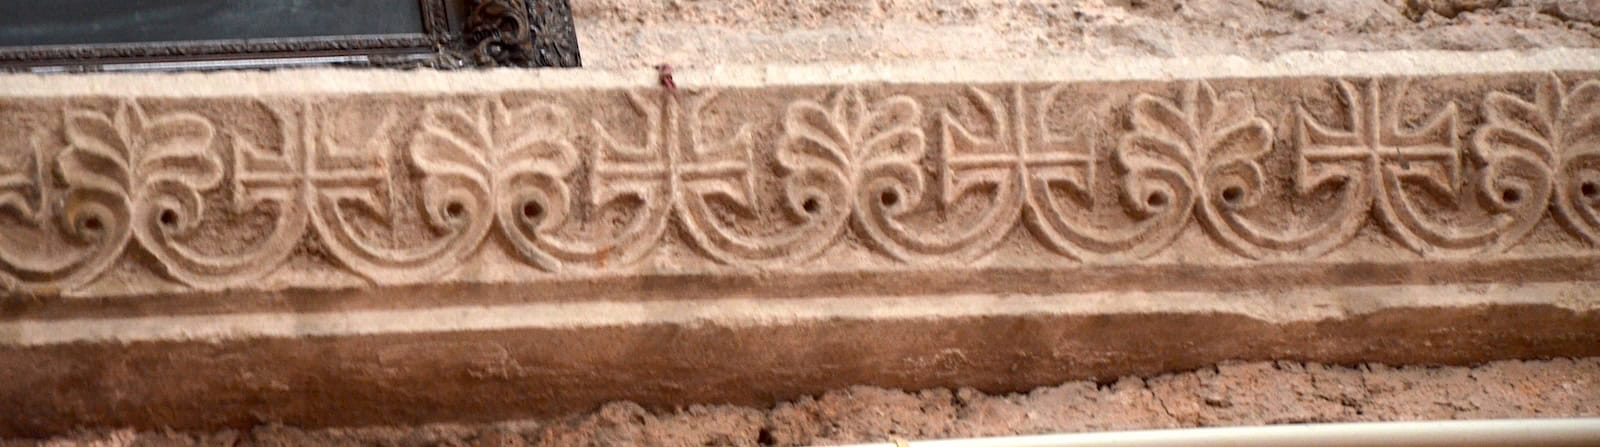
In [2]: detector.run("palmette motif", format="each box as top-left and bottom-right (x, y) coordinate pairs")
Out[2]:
(781, 88), (936, 261)
(2, 74), (1598, 294)
(410, 98), (578, 271)
(1119, 81), (1276, 259)
(1474, 74), (1600, 247)
(2, 102), (226, 290)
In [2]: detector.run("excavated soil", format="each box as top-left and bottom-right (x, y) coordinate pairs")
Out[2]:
(14, 358), (1600, 446)
(573, 0), (1600, 68)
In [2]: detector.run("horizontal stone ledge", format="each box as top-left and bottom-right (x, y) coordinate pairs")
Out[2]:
(5, 280), (1596, 346)
(2, 282), (1598, 437)
(3, 50), (1600, 438)
(3, 256), (1599, 322)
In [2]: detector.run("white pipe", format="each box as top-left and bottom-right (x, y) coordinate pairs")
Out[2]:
(827, 418), (1600, 447)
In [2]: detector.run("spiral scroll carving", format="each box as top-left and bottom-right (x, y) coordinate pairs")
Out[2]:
(3, 74), (1598, 294)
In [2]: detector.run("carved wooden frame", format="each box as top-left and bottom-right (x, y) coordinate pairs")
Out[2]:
(0, 0), (580, 70)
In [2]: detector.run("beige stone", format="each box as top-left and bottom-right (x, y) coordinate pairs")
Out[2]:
(1, 49), (1599, 437)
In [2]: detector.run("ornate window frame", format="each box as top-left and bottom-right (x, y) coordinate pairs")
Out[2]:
(0, 0), (580, 71)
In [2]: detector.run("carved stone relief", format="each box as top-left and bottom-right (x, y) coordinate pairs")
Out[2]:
(2, 73), (1598, 295)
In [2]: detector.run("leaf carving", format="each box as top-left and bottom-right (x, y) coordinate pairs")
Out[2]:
(1120, 81), (1272, 257)
(779, 88), (936, 260)
(410, 98), (578, 271)
(1475, 74), (1600, 246)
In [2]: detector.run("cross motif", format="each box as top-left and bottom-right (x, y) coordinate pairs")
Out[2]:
(1297, 79), (1460, 252)
(941, 85), (1093, 207)
(1297, 79), (1459, 198)
(590, 90), (754, 212)
(233, 102), (392, 217)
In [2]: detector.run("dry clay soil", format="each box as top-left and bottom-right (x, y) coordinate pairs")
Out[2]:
(15, 0), (1600, 445)
(17, 359), (1600, 446)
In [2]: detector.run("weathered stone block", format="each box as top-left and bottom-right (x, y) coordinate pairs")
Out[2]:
(0, 49), (1597, 437)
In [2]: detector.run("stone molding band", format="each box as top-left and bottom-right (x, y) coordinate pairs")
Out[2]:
(2, 53), (1599, 297)
(5, 280), (1595, 346)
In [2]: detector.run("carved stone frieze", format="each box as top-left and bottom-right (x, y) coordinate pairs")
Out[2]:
(3, 70), (1600, 296)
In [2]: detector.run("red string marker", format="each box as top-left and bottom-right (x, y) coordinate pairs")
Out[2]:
(655, 64), (676, 91)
